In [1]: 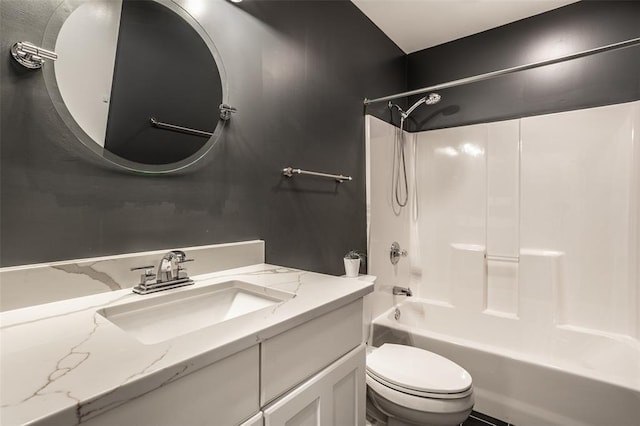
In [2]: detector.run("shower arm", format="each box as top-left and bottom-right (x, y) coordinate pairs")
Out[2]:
(403, 97), (426, 118)
(364, 37), (640, 106)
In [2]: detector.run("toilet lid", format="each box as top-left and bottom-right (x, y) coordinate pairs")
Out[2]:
(366, 344), (472, 395)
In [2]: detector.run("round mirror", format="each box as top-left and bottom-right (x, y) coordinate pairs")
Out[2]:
(42, 0), (227, 173)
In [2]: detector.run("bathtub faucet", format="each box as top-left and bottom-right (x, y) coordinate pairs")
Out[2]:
(392, 286), (412, 296)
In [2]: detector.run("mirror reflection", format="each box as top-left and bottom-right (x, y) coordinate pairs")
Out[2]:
(44, 0), (226, 172)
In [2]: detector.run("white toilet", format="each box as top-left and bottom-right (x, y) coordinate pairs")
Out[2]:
(366, 343), (474, 426)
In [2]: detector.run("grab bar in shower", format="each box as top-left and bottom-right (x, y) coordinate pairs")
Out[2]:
(150, 117), (213, 138)
(282, 167), (352, 182)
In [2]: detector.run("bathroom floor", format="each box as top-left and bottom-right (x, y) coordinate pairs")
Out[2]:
(463, 411), (513, 426)
(364, 411), (513, 426)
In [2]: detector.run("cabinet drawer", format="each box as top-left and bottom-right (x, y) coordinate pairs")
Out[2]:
(82, 345), (260, 426)
(260, 299), (363, 404)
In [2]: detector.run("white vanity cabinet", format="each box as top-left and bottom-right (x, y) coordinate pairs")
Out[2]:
(81, 345), (260, 426)
(1, 259), (376, 426)
(81, 300), (365, 426)
(261, 299), (366, 426)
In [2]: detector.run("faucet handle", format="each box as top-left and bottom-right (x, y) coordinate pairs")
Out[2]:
(131, 265), (156, 285)
(177, 258), (194, 279)
(390, 242), (408, 265)
(131, 265), (155, 272)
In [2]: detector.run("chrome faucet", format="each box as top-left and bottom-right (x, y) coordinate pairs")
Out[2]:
(392, 286), (413, 296)
(157, 250), (188, 283)
(131, 250), (194, 294)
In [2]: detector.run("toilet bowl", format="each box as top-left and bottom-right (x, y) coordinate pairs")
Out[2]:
(366, 344), (474, 426)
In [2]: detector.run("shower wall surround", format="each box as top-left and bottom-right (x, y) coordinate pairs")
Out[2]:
(366, 100), (640, 421)
(368, 100), (640, 338)
(0, 0), (405, 274)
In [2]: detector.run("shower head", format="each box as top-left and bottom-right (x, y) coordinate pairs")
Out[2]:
(402, 92), (441, 119)
(425, 92), (441, 105)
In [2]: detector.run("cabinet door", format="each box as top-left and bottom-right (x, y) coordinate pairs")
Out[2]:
(263, 345), (365, 426)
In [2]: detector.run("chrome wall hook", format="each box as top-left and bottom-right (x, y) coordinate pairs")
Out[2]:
(219, 104), (237, 121)
(11, 42), (58, 69)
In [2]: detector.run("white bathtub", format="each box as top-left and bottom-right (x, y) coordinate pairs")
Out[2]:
(371, 300), (640, 426)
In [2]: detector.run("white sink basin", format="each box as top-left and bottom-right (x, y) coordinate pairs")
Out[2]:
(98, 280), (293, 344)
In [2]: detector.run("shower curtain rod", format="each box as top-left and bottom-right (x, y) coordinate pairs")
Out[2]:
(363, 37), (640, 105)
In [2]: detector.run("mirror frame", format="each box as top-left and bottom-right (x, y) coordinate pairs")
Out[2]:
(42, 0), (228, 174)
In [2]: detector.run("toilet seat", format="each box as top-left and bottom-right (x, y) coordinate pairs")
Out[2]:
(366, 344), (472, 399)
(367, 371), (473, 399)
(367, 372), (474, 415)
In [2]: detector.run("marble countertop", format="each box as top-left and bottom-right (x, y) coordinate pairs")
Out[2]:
(0, 264), (374, 426)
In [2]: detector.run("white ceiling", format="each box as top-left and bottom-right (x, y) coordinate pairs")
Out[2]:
(351, 0), (580, 54)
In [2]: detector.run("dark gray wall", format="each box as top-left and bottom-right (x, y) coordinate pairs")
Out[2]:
(0, 0), (406, 272)
(402, 1), (640, 131)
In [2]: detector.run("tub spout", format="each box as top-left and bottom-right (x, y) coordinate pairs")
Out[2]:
(392, 286), (412, 296)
